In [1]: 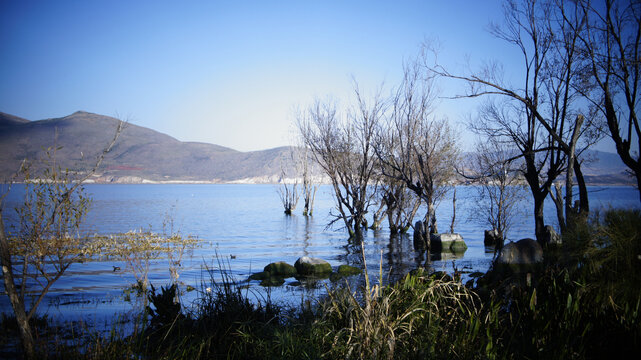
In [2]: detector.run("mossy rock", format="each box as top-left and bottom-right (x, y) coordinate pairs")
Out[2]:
(294, 256), (332, 276)
(431, 233), (467, 253)
(260, 276), (285, 287)
(248, 271), (270, 281)
(337, 265), (361, 276)
(329, 265), (361, 282)
(263, 261), (297, 277)
(450, 239), (468, 253)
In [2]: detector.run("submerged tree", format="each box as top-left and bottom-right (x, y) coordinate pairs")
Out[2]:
(377, 176), (421, 234)
(432, 0), (602, 242)
(464, 137), (527, 243)
(0, 121), (123, 358)
(297, 144), (318, 216)
(578, 0), (641, 200)
(277, 161), (299, 216)
(297, 89), (382, 240)
(375, 60), (459, 247)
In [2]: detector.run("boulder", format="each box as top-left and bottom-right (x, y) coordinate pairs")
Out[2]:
(330, 265), (362, 282)
(543, 225), (562, 246)
(484, 229), (503, 247)
(248, 271), (270, 281)
(430, 233), (467, 253)
(496, 238), (543, 265)
(294, 256), (332, 276)
(337, 265), (362, 276)
(263, 261), (297, 277)
(260, 276), (285, 287)
(413, 221), (428, 250)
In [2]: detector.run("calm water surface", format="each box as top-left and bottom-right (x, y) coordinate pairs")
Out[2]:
(1, 184), (639, 324)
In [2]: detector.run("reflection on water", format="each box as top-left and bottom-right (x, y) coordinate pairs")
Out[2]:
(0, 184), (639, 323)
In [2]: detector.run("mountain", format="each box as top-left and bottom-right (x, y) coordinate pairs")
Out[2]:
(0, 110), (635, 185)
(458, 149), (635, 186)
(0, 111), (296, 183)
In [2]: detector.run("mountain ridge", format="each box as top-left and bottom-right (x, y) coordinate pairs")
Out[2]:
(0, 111), (294, 183)
(0, 110), (635, 185)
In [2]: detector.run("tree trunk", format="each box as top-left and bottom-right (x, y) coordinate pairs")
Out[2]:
(570, 158), (590, 231)
(0, 213), (36, 359)
(534, 194), (546, 244)
(353, 222), (363, 240)
(370, 202), (385, 230)
(552, 183), (565, 233)
(427, 202), (437, 234)
(450, 187), (456, 233)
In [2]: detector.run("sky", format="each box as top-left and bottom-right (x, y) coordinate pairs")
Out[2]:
(0, 0), (615, 152)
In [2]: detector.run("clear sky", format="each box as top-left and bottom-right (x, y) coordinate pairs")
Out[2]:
(0, 0), (612, 152)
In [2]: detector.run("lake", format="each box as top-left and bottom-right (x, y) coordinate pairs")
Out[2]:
(1, 184), (639, 325)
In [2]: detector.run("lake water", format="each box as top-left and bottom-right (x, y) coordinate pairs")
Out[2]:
(1, 184), (639, 325)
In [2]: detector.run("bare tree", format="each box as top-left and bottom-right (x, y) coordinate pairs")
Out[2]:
(578, 0), (641, 200)
(297, 89), (382, 240)
(277, 151), (300, 215)
(375, 61), (459, 248)
(464, 137), (527, 243)
(0, 121), (123, 358)
(297, 144), (318, 216)
(431, 0), (602, 242)
(375, 173), (421, 234)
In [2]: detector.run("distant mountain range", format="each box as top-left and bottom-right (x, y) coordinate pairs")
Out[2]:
(0, 111), (296, 183)
(0, 110), (635, 185)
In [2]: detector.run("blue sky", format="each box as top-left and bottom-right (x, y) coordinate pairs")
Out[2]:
(1, 0), (607, 152)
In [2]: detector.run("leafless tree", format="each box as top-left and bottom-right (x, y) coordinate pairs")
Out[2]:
(374, 173), (421, 234)
(431, 0), (602, 242)
(297, 89), (382, 240)
(278, 172), (299, 216)
(577, 0), (641, 200)
(375, 61), (459, 248)
(277, 151), (300, 215)
(463, 137), (527, 243)
(0, 121), (123, 359)
(297, 144), (318, 216)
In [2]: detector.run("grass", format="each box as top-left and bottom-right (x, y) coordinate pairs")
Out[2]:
(1, 208), (640, 359)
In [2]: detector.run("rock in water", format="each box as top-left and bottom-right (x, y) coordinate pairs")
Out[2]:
(260, 277), (285, 287)
(430, 233), (467, 253)
(294, 256), (332, 276)
(413, 221), (428, 250)
(484, 229), (503, 247)
(263, 261), (297, 277)
(497, 238), (543, 264)
(248, 271), (270, 281)
(543, 225), (562, 246)
(337, 265), (361, 276)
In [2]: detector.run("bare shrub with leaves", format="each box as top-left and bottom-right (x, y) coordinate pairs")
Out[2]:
(94, 230), (198, 293)
(0, 121), (122, 358)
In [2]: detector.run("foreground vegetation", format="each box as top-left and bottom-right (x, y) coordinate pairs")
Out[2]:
(1, 208), (639, 359)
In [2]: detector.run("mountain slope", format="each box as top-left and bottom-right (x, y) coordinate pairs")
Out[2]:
(0, 111), (294, 183)
(0, 110), (634, 184)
